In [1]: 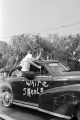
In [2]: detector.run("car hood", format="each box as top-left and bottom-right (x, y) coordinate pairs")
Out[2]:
(54, 71), (80, 81)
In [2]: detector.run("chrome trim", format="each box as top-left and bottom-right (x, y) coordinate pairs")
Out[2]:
(13, 101), (71, 120)
(13, 100), (38, 107)
(13, 101), (38, 110)
(38, 108), (71, 120)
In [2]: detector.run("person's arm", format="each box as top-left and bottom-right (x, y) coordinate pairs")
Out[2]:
(29, 60), (41, 69)
(35, 49), (43, 60)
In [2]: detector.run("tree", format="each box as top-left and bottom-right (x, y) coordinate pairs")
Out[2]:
(9, 33), (80, 62)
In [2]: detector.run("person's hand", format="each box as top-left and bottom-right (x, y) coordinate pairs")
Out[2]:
(38, 66), (41, 69)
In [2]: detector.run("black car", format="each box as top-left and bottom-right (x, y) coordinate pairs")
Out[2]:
(1, 60), (80, 120)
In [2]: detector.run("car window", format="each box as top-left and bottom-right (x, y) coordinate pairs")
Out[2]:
(48, 62), (68, 75)
(30, 64), (49, 75)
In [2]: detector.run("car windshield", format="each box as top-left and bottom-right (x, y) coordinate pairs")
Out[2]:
(47, 62), (68, 75)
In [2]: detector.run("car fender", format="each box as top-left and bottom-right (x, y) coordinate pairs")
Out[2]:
(39, 84), (80, 118)
(1, 82), (12, 94)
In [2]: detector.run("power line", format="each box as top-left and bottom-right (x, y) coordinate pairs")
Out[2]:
(28, 22), (80, 34)
(0, 22), (80, 39)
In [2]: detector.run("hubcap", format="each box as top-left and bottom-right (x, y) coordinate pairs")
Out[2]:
(3, 92), (12, 107)
(4, 94), (10, 103)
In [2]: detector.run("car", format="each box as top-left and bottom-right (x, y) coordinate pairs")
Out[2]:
(1, 60), (80, 120)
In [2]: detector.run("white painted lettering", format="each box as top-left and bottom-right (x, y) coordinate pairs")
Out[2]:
(42, 81), (49, 87)
(23, 88), (26, 95)
(27, 88), (31, 97)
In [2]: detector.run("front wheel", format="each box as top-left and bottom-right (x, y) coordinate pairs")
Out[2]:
(2, 91), (13, 108)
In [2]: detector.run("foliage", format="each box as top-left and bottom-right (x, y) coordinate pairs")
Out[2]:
(9, 33), (80, 60)
(1, 33), (80, 69)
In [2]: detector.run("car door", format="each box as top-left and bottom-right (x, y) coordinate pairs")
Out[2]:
(21, 64), (54, 104)
(9, 69), (27, 102)
(11, 77), (26, 101)
(11, 64), (54, 105)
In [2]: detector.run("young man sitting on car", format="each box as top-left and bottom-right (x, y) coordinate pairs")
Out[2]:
(17, 49), (42, 79)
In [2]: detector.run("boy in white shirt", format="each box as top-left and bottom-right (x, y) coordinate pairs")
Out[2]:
(20, 50), (42, 72)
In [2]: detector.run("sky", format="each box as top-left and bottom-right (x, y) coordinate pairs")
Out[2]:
(0, 0), (80, 43)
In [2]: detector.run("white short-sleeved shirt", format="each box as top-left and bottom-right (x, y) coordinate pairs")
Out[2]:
(20, 54), (32, 71)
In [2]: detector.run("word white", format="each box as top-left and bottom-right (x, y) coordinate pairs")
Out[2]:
(26, 80), (49, 87)
(23, 87), (44, 97)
